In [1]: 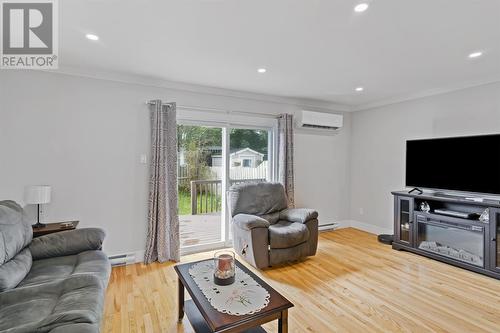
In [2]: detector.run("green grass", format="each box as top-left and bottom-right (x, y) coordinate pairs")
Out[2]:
(178, 190), (192, 215)
(178, 190), (221, 215)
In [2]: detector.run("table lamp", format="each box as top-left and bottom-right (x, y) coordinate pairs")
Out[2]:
(24, 185), (51, 227)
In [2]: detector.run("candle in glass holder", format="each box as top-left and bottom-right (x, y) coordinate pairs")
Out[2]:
(213, 251), (235, 285)
(217, 254), (232, 271)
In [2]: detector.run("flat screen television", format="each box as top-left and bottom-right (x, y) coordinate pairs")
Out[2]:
(406, 134), (500, 195)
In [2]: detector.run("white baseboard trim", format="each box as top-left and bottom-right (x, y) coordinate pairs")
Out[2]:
(333, 220), (354, 230)
(133, 250), (145, 263)
(319, 220), (351, 231)
(347, 220), (392, 235)
(327, 220), (392, 235)
(108, 221), (392, 265)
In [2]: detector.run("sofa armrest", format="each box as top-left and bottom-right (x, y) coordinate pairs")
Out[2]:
(29, 228), (105, 260)
(233, 214), (270, 230)
(279, 208), (318, 223)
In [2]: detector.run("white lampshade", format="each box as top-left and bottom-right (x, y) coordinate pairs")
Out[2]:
(24, 185), (51, 204)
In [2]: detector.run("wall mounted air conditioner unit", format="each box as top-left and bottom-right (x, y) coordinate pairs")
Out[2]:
(296, 110), (343, 133)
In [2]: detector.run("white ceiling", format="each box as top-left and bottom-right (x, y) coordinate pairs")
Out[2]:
(61, 0), (500, 108)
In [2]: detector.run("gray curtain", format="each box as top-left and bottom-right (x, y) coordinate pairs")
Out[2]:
(144, 100), (180, 263)
(278, 113), (295, 207)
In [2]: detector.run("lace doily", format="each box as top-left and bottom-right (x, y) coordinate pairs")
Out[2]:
(188, 261), (270, 316)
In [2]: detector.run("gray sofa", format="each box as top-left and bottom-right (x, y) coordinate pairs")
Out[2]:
(228, 183), (318, 268)
(0, 200), (111, 333)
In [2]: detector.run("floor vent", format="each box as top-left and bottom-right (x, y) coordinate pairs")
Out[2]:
(108, 253), (136, 266)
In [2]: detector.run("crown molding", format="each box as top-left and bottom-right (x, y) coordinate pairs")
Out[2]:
(44, 65), (351, 112)
(40, 66), (499, 114)
(350, 78), (500, 112)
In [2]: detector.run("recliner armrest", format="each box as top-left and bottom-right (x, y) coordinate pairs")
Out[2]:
(233, 214), (270, 230)
(29, 228), (105, 260)
(279, 208), (318, 223)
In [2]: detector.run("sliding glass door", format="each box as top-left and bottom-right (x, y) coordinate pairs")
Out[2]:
(178, 125), (225, 251)
(178, 122), (276, 254)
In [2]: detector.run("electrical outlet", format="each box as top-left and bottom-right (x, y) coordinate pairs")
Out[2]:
(140, 154), (147, 164)
(359, 208), (364, 215)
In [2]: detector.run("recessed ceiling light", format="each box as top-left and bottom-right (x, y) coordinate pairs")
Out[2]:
(355, 87), (364, 92)
(468, 51), (483, 59)
(257, 68), (267, 73)
(354, 3), (369, 12)
(85, 34), (99, 41)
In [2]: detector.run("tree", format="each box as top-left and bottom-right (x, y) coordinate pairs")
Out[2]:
(178, 126), (268, 158)
(229, 129), (268, 159)
(177, 125), (220, 191)
(177, 125), (221, 150)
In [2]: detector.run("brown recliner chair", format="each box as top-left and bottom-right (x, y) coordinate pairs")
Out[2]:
(228, 182), (319, 269)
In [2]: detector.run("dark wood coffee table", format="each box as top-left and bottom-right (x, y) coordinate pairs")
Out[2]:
(175, 259), (293, 333)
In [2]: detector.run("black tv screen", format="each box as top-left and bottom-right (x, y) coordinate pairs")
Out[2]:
(406, 134), (500, 195)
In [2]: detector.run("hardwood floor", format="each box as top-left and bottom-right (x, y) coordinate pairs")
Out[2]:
(102, 228), (500, 333)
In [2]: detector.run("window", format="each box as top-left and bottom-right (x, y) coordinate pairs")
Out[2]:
(211, 156), (222, 167)
(242, 159), (252, 167)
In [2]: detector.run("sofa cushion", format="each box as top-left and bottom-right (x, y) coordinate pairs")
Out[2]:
(18, 250), (110, 289)
(0, 200), (32, 265)
(0, 274), (106, 333)
(29, 228), (105, 260)
(48, 323), (99, 333)
(0, 248), (32, 292)
(228, 182), (288, 217)
(269, 221), (310, 249)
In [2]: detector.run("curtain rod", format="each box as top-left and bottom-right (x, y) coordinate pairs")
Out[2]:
(146, 100), (279, 119)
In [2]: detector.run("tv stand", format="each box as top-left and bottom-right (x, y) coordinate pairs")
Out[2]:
(392, 190), (500, 279)
(408, 187), (423, 195)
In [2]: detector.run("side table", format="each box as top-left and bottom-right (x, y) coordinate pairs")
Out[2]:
(32, 221), (79, 238)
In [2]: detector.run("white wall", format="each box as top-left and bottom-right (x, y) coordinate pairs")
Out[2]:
(349, 82), (500, 233)
(295, 129), (351, 226)
(0, 70), (351, 257)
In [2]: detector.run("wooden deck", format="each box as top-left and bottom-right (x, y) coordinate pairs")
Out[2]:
(180, 213), (222, 247)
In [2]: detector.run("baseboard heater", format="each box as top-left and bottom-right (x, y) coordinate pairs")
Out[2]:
(108, 253), (136, 266)
(319, 222), (340, 231)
